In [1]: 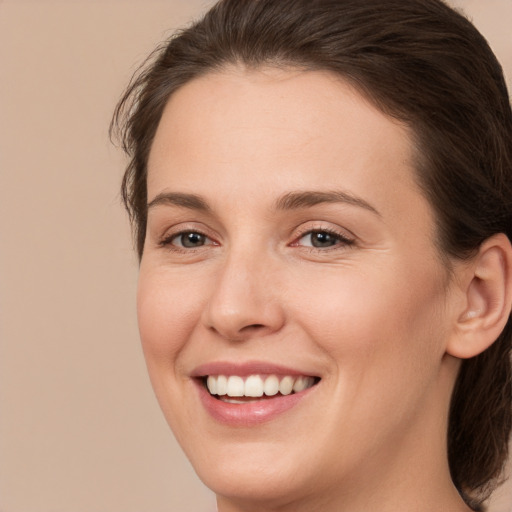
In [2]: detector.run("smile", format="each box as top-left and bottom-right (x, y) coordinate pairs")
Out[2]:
(192, 363), (321, 426)
(205, 374), (317, 402)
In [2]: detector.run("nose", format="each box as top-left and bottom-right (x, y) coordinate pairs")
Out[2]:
(202, 249), (286, 342)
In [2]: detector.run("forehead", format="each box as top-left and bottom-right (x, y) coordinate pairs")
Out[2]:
(147, 67), (423, 222)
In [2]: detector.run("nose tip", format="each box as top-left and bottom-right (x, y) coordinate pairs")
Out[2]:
(204, 300), (285, 342)
(202, 258), (285, 342)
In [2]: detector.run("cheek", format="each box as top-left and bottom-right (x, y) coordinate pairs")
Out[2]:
(136, 267), (210, 439)
(136, 267), (205, 372)
(291, 263), (450, 451)
(291, 261), (448, 377)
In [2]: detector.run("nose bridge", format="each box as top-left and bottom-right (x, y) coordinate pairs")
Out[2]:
(203, 241), (284, 340)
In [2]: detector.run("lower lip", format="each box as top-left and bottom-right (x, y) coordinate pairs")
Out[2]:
(194, 380), (316, 427)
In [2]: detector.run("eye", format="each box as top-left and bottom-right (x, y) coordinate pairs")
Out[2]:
(163, 231), (213, 249)
(295, 229), (354, 249)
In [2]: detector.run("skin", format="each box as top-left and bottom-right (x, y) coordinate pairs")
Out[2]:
(138, 67), (476, 512)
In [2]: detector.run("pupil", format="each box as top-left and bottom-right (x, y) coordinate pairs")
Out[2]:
(182, 232), (205, 247)
(312, 231), (336, 247)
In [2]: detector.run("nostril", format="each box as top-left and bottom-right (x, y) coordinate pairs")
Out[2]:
(208, 323), (267, 340)
(242, 324), (266, 331)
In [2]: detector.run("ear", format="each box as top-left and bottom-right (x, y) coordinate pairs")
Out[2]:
(447, 233), (512, 359)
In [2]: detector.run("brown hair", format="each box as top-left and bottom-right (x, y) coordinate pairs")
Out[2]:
(112, 0), (512, 508)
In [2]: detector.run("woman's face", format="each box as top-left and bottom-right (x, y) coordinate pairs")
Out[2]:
(138, 68), (460, 509)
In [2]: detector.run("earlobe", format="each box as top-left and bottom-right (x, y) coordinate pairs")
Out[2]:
(447, 233), (512, 359)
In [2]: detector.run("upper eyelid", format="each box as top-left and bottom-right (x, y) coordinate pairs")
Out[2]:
(292, 222), (355, 240)
(160, 224), (352, 238)
(158, 221), (216, 237)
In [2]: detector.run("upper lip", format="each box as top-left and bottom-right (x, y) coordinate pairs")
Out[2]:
(190, 360), (320, 378)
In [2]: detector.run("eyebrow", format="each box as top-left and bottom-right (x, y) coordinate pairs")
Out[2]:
(147, 189), (380, 216)
(273, 190), (380, 216)
(147, 192), (211, 212)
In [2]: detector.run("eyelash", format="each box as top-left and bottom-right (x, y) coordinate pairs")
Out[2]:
(158, 226), (355, 253)
(159, 230), (217, 253)
(291, 227), (355, 252)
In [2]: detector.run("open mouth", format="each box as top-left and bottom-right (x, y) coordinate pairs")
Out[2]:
(202, 374), (320, 404)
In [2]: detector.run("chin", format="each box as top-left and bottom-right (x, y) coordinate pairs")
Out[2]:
(199, 464), (311, 509)
(182, 438), (318, 505)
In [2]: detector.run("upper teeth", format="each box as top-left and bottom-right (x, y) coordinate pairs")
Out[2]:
(206, 374), (315, 398)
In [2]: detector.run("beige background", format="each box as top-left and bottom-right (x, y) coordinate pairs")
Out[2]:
(0, 1), (511, 511)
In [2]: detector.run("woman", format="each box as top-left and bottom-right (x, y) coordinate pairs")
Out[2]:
(112, 0), (512, 510)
